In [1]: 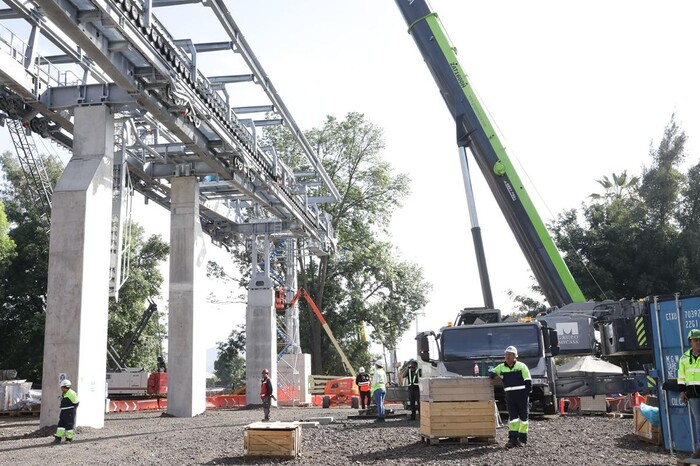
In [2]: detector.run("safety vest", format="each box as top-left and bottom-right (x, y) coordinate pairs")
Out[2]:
(356, 373), (371, 392)
(406, 368), (420, 386)
(60, 389), (79, 411)
(371, 368), (386, 392)
(260, 378), (272, 398)
(493, 361), (531, 392)
(679, 349), (700, 396)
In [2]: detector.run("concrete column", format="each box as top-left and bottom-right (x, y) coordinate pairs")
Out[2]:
(245, 286), (276, 406)
(166, 176), (206, 417)
(40, 105), (114, 429)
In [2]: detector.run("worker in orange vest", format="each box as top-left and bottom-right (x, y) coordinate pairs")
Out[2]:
(355, 367), (371, 410)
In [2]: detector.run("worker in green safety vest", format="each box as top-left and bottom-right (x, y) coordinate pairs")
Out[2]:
(679, 328), (700, 458)
(53, 379), (79, 444)
(489, 346), (532, 448)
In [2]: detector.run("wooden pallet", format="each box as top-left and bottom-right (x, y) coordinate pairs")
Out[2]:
(677, 458), (700, 466)
(420, 434), (496, 446)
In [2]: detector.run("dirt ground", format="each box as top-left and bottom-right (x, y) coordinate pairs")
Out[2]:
(0, 406), (682, 465)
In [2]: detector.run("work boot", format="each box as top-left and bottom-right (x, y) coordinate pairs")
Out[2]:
(52, 436), (62, 445)
(505, 440), (519, 449)
(410, 415), (416, 421)
(65, 438), (73, 443)
(518, 433), (527, 446)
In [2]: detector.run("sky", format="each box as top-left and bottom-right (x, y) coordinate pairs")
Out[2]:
(2, 1), (700, 367)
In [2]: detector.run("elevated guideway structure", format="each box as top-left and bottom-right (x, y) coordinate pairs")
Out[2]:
(0, 0), (336, 426)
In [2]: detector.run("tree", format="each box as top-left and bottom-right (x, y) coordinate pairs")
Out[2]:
(265, 113), (431, 374)
(214, 325), (246, 390)
(107, 225), (169, 370)
(0, 150), (60, 382)
(548, 117), (700, 302)
(589, 170), (639, 202)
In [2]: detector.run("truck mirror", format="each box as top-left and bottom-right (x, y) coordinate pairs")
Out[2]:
(417, 334), (431, 362)
(548, 327), (560, 356)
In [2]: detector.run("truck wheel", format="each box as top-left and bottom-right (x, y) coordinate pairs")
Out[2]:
(351, 396), (359, 409)
(322, 396), (330, 409)
(543, 395), (556, 415)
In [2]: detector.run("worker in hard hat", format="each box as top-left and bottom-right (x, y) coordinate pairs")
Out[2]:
(260, 368), (275, 422)
(370, 360), (387, 422)
(489, 346), (532, 448)
(400, 359), (421, 420)
(678, 329), (700, 458)
(355, 366), (371, 410)
(52, 379), (79, 445)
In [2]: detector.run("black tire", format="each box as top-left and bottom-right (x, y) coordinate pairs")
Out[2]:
(543, 395), (556, 415)
(351, 396), (359, 409)
(322, 396), (330, 409)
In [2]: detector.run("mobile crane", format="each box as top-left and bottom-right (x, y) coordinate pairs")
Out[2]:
(395, 0), (653, 412)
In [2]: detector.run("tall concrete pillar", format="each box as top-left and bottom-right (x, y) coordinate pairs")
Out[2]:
(245, 287), (276, 406)
(40, 105), (114, 428)
(166, 176), (206, 417)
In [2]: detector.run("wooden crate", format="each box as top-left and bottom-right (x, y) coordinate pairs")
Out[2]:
(633, 406), (661, 445)
(419, 376), (494, 402)
(244, 421), (301, 458)
(420, 400), (497, 439)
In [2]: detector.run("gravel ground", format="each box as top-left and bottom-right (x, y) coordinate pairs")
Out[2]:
(0, 406), (681, 466)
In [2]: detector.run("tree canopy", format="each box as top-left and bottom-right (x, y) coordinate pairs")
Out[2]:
(216, 113), (431, 376)
(549, 116), (700, 302)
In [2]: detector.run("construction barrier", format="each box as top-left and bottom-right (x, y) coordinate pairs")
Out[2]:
(109, 398), (166, 412)
(109, 394), (247, 413)
(560, 392), (645, 414)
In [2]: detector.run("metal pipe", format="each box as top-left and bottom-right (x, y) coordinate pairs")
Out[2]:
(675, 293), (694, 452)
(654, 295), (674, 454)
(458, 146), (494, 309)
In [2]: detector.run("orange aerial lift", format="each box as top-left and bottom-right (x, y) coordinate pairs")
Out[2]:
(288, 287), (356, 378)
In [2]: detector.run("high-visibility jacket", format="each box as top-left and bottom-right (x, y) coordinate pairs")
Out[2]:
(356, 373), (371, 392)
(371, 368), (386, 394)
(60, 389), (79, 412)
(405, 368), (421, 387)
(492, 360), (532, 393)
(678, 348), (700, 397)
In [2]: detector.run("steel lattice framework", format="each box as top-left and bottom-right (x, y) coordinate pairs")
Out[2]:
(0, 0), (337, 253)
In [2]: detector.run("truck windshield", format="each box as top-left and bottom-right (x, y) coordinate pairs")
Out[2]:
(442, 325), (541, 360)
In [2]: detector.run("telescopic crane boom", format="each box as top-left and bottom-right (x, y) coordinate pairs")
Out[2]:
(395, 0), (585, 308)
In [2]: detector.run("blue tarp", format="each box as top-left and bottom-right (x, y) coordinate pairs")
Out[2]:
(640, 402), (660, 427)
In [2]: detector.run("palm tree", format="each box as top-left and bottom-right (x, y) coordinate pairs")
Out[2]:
(589, 170), (640, 202)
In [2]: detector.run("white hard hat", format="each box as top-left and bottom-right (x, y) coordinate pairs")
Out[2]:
(60, 379), (71, 388)
(505, 346), (518, 357)
(359, 367), (365, 373)
(375, 360), (384, 368)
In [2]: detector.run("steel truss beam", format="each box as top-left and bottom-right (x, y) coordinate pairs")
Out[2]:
(0, 0), (337, 253)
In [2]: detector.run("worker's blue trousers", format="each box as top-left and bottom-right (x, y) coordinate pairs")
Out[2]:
(373, 388), (386, 418)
